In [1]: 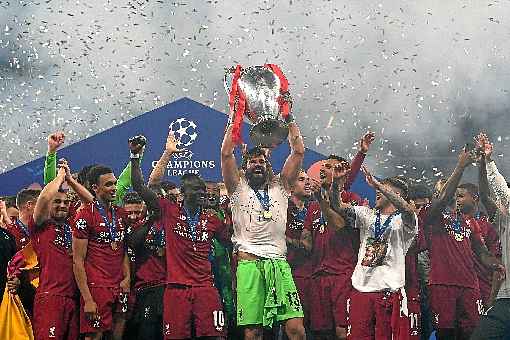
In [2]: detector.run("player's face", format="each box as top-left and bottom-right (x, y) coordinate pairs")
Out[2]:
(94, 173), (117, 203)
(245, 155), (268, 182)
(205, 183), (220, 208)
(182, 180), (207, 207)
(6, 207), (19, 221)
(412, 198), (430, 213)
(124, 203), (146, 224)
(50, 192), (71, 221)
(292, 171), (311, 199)
(456, 188), (476, 214)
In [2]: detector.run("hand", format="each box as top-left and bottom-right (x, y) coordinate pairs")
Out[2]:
(493, 263), (506, 282)
(0, 200), (7, 215)
(333, 161), (351, 181)
(309, 177), (322, 195)
(359, 131), (375, 154)
(47, 131), (65, 153)
(165, 131), (185, 154)
(475, 133), (493, 161)
(119, 276), (130, 293)
(84, 299), (99, 321)
(128, 135), (147, 155)
(458, 147), (476, 168)
(6, 276), (20, 294)
(361, 166), (380, 188)
(57, 158), (72, 180)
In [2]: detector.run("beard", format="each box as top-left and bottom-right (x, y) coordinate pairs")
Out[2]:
(246, 166), (268, 187)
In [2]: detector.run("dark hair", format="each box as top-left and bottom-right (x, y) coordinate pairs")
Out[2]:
(408, 183), (432, 201)
(87, 165), (114, 186)
(242, 147), (267, 169)
(381, 177), (409, 200)
(160, 181), (177, 192)
(77, 164), (99, 185)
(180, 173), (204, 187)
(16, 189), (41, 208)
(458, 183), (479, 199)
(327, 154), (348, 163)
(123, 192), (143, 205)
(3, 196), (17, 209)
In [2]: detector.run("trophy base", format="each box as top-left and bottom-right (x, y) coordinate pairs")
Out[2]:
(250, 119), (289, 148)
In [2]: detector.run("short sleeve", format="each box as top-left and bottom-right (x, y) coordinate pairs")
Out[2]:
(353, 206), (374, 230)
(73, 205), (92, 239)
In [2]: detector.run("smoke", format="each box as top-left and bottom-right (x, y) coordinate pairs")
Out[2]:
(0, 0), (509, 186)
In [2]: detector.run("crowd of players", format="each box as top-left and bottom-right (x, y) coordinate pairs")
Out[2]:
(0, 116), (508, 340)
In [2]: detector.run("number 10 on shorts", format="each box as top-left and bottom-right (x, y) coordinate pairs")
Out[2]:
(213, 310), (225, 331)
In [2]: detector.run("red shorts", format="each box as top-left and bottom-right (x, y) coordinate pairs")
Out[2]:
(79, 287), (128, 334)
(33, 294), (79, 340)
(347, 289), (397, 340)
(429, 284), (482, 331)
(163, 284), (226, 339)
(392, 290), (420, 340)
(311, 273), (352, 331)
(294, 276), (312, 327)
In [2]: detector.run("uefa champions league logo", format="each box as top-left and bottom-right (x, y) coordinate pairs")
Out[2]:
(160, 117), (216, 177)
(169, 118), (198, 147)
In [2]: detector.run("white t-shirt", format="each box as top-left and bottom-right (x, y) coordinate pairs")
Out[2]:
(486, 161), (510, 300)
(229, 174), (290, 259)
(351, 206), (418, 292)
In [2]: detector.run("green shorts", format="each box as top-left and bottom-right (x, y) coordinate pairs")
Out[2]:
(236, 258), (304, 328)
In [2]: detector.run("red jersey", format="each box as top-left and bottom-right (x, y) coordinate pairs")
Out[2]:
(308, 191), (362, 277)
(405, 224), (427, 296)
(422, 206), (481, 288)
(73, 202), (128, 288)
(471, 214), (501, 301)
(28, 216), (77, 298)
(132, 220), (166, 290)
(159, 199), (229, 286)
(286, 200), (313, 278)
(6, 219), (31, 251)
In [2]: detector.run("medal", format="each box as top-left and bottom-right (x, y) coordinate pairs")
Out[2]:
(156, 247), (165, 257)
(454, 233), (464, 242)
(95, 202), (120, 250)
(254, 188), (272, 220)
(111, 241), (119, 251)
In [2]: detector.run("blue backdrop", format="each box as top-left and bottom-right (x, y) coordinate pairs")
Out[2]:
(0, 97), (375, 203)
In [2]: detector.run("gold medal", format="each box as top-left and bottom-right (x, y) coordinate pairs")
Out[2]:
(111, 241), (119, 250)
(263, 210), (273, 220)
(454, 233), (464, 242)
(156, 247), (165, 257)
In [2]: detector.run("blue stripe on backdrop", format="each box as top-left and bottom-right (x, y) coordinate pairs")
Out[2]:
(0, 97), (375, 204)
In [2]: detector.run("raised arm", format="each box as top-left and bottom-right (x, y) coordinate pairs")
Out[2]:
(59, 159), (94, 204)
(478, 156), (501, 222)
(148, 131), (184, 186)
(43, 131), (65, 184)
(311, 177), (346, 232)
(345, 131), (375, 190)
(221, 124), (241, 195)
(478, 134), (510, 208)
(131, 157), (160, 214)
(34, 166), (67, 225)
(280, 118), (305, 192)
(427, 148), (473, 223)
(363, 166), (417, 229)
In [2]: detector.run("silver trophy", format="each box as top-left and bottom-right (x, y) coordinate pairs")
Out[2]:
(224, 65), (292, 147)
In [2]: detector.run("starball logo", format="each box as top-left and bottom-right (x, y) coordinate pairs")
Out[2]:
(151, 117), (216, 177)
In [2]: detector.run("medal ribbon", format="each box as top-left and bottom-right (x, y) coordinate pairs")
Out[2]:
(63, 223), (72, 249)
(184, 207), (201, 243)
(95, 202), (118, 243)
(255, 189), (271, 212)
(15, 219), (30, 237)
(152, 225), (165, 247)
(374, 211), (398, 239)
(228, 64), (246, 145)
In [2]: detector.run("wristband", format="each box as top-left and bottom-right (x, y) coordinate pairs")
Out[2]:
(130, 153), (141, 159)
(284, 113), (295, 124)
